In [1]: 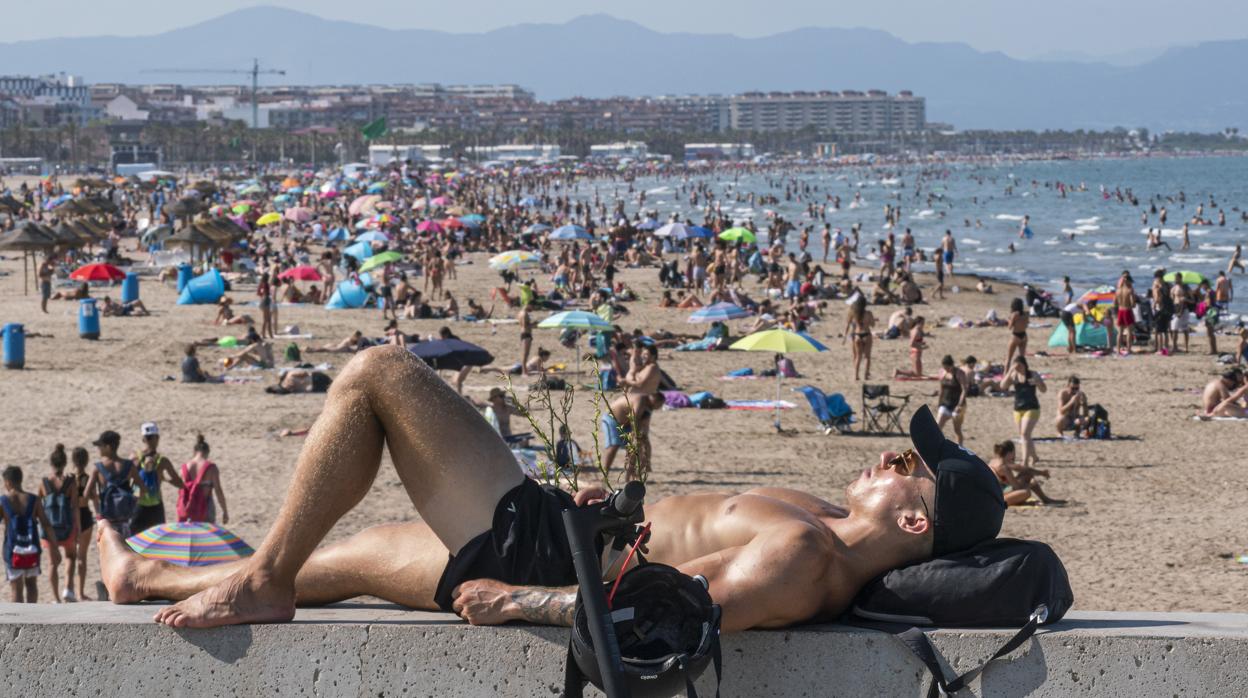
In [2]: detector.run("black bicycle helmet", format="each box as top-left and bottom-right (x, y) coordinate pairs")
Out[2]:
(568, 563), (722, 698)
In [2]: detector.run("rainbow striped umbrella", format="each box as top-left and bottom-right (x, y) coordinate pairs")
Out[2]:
(126, 522), (254, 567)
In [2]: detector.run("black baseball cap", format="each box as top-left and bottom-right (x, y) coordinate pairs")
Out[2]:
(909, 406), (1005, 557)
(93, 430), (121, 449)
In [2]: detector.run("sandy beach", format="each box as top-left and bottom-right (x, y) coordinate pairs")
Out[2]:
(1, 235), (1243, 614)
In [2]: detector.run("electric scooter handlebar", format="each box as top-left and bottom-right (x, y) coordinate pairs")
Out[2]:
(563, 481), (648, 698)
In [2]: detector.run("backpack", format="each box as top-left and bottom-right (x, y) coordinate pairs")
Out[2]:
(284, 342), (301, 362)
(96, 461), (137, 524)
(1, 495), (40, 570)
(41, 477), (74, 542)
(1086, 403), (1111, 439)
(176, 461), (215, 523)
(850, 538), (1072, 697)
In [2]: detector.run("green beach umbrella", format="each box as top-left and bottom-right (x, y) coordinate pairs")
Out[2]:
(1163, 270), (1206, 285)
(358, 250), (403, 273)
(719, 227), (756, 244)
(538, 310), (613, 379)
(730, 329), (828, 431)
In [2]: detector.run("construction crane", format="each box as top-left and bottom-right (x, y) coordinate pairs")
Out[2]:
(141, 58), (286, 129)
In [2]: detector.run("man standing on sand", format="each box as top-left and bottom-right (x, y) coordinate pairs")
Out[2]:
(38, 254), (55, 314)
(940, 230), (957, 278)
(1114, 273), (1137, 354)
(1214, 270), (1233, 312)
(92, 345), (1004, 635)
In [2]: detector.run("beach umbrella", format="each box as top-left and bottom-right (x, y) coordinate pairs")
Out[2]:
(126, 522), (254, 567)
(730, 329), (828, 431)
(518, 196), (539, 207)
(549, 224), (592, 241)
(256, 212), (282, 226)
(238, 183), (264, 195)
(343, 240), (374, 261)
(326, 226), (350, 243)
(349, 194), (381, 216)
(654, 222), (688, 238)
(358, 250), (403, 273)
(231, 203), (252, 215)
(538, 310), (614, 378)
(442, 216), (465, 230)
(355, 230), (391, 243)
(278, 265), (322, 282)
(719, 227), (756, 244)
(679, 226), (715, 240)
(688, 302), (751, 323)
(430, 195), (452, 207)
(408, 338), (494, 371)
(416, 220), (444, 235)
(69, 262), (126, 282)
(1079, 285), (1116, 306)
(460, 213), (486, 227)
(637, 218), (660, 231)
(284, 206), (314, 223)
(1164, 270), (1206, 286)
(281, 177), (301, 189)
(524, 222), (552, 235)
(489, 249), (541, 271)
(0, 222), (55, 294)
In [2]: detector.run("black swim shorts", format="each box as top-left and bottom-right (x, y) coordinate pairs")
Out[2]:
(433, 478), (580, 612)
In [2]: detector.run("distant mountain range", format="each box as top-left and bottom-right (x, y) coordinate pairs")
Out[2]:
(0, 6), (1243, 132)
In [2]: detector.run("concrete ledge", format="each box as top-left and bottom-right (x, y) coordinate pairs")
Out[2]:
(0, 603), (1245, 696)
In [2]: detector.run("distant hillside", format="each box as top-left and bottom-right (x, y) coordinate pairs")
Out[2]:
(0, 6), (1243, 131)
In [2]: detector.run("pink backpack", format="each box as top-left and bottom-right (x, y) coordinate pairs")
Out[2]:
(176, 461), (215, 523)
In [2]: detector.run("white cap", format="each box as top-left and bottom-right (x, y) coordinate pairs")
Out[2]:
(141, 422), (159, 437)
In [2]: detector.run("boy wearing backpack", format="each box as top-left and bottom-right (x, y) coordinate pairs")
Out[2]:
(39, 444), (80, 602)
(2, 466), (61, 603)
(85, 431), (146, 539)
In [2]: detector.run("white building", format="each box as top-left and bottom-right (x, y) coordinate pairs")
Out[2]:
(589, 142), (650, 160)
(683, 143), (756, 161)
(368, 144), (451, 165)
(467, 144), (561, 162)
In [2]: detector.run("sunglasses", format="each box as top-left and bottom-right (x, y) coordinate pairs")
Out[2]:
(887, 449), (933, 521)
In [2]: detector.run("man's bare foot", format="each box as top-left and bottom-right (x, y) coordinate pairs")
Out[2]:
(153, 571), (295, 628)
(97, 521), (149, 604)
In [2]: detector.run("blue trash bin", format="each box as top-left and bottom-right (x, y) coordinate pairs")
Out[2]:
(176, 263), (193, 293)
(121, 272), (139, 304)
(78, 298), (100, 340)
(2, 323), (24, 369)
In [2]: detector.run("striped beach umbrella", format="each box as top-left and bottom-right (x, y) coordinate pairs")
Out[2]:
(1079, 285), (1116, 306)
(489, 249), (541, 271)
(126, 522), (254, 567)
(688, 302), (751, 323)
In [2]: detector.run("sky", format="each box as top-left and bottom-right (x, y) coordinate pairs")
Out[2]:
(1, 0), (1245, 60)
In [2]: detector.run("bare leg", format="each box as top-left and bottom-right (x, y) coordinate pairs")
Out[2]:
(76, 526), (92, 599)
(47, 548), (62, 603)
(101, 520), (447, 608)
(155, 346), (524, 628)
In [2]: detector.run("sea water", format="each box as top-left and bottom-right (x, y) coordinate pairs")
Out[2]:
(587, 156), (1248, 318)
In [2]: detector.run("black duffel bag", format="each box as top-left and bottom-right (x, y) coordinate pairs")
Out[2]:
(850, 538), (1073, 697)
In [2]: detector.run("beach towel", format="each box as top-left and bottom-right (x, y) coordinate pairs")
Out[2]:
(727, 368), (754, 377)
(725, 400), (797, 411)
(675, 337), (719, 352)
(1192, 415), (1248, 422)
(662, 391), (692, 409)
(894, 375), (939, 382)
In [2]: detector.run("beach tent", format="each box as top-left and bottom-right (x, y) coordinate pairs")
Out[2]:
(176, 269), (225, 305)
(325, 280), (368, 309)
(1047, 320), (1109, 349)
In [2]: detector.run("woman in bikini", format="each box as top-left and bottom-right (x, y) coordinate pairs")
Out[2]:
(1005, 297), (1029, 368)
(843, 293), (876, 381)
(998, 356), (1047, 472)
(892, 316), (928, 379)
(70, 446), (94, 600)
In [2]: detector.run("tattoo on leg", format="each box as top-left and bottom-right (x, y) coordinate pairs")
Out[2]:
(509, 586), (577, 626)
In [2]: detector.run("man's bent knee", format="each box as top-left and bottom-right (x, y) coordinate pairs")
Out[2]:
(337, 345), (432, 392)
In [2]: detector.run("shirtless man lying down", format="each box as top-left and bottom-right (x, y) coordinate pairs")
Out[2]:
(98, 345), (1004, 632)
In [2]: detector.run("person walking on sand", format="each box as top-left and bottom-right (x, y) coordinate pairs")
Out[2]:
(70, 446), (94, 600)
(132, 422), (184, 534)
(843, 293), (875, 381)
(935, 355), (969, 445)
(177, 435), (228, 525)
(1005, 298), (1029, 367)
(38, 254), (55, 314)
(2, 466), (62, 603)
(38, 445), (79, 602)
(998, 357), (1046, 472)
(517, 300), (534, 375)
(940, 230), (957, 277)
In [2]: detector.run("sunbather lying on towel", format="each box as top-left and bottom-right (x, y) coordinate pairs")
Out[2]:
(98, 346), (1003, 633)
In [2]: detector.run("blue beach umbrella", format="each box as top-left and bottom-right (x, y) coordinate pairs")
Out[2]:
(688, 302), (751, 323)
(549, 224), (592, 241)
(343, 240), (374, 260)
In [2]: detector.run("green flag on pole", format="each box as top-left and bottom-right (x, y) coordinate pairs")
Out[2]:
(361, 117), (388, 141)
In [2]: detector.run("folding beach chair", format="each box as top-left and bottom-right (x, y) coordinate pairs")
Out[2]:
(793, 386), (855, 434)
(861, 384), (909, 434)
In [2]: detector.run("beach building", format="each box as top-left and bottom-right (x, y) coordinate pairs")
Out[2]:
(466, 144), (561, 162)
(368, 144), (452, 165)
(589, 142), (651, 159)
(726, 90), (925, 133)
(683, 143), (756, 161)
